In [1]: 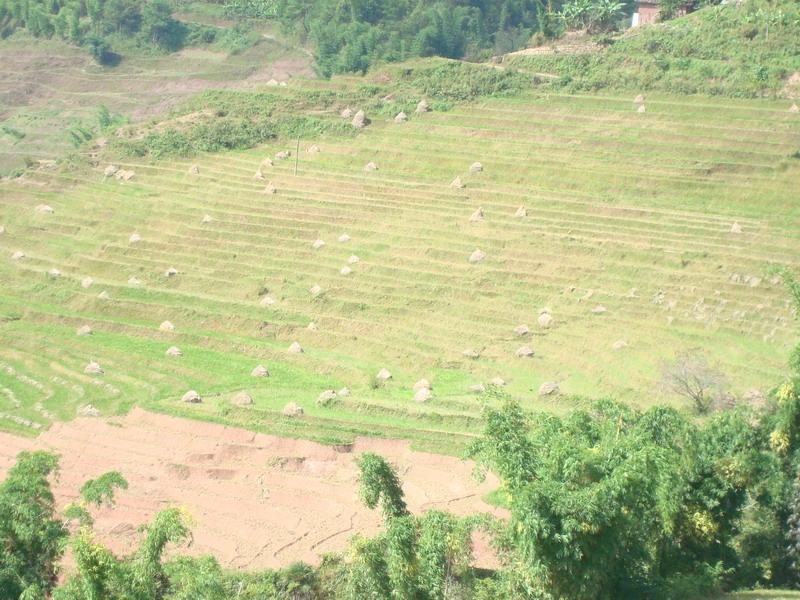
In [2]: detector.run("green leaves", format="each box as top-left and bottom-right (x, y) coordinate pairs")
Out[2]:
(356, 452), (408, 520)
(0, 451), (67, 600)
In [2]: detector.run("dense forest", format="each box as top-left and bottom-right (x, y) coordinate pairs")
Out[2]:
(274, 0), (551, 75)
(3, 276), (800, 598)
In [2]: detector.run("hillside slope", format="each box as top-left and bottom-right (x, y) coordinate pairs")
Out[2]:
(1, 79), (798, 451)
(505, 0), (800, 98)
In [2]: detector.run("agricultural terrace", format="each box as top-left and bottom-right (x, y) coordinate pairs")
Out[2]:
(1, 87), (798, 454)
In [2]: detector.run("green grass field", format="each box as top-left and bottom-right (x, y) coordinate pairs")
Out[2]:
(1, 83), (798, 453)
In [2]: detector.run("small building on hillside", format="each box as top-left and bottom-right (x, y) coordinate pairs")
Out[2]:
(631, 0), (689, 26)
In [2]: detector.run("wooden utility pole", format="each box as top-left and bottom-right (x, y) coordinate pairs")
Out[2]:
(294, 138), (300, 175)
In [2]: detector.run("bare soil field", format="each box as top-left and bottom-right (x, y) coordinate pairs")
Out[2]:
(0, 407), (503, 570)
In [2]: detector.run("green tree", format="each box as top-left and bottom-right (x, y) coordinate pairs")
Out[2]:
(0, 451), (68, 600)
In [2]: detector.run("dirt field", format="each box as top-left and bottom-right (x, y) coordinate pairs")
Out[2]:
(0, 407), (503, 570)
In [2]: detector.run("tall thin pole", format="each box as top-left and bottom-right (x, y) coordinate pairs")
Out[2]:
(294, 138), (300, 175)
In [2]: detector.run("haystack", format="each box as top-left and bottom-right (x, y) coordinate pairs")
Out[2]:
(338, 387), (350, 397)
(267, 78), (279, 86)
(0, 225), (5, 235)
(591, 305), (607, 314)
(730, 222), (742, 234)
(516, 346), (534, 358)
(165, 267), (178, 277)
(129, 232), (142, 243)
(251, 364), (269, 377)
(84, 361), (104, 375)
(376, 368), (392, 381)
(515, 206), (527, 218)
(414, 387), (432, 402)
(310, 284), (323, 296)
(260, 296), (276, 306)
(317, 390), (337, 406)
(612, 340), (628, 350)
(313, 239), (326, 250)
(48, 268), (61, 278)
(264, 183), (277, 194)
(469, 208), (484, 223)
(413, 378), (431, 391)
(790, 103), (799, 113)
(514, 324), (530, 336)
(11, 251), (24, 260)
(166, 346), (183, 357)
(188, 164), (199, 175)
(463, 349), (480, 359)
(340, 266), (352, 276)
(231, 392), (253, 406)
(537, 312), (553, 328)
(490, 377), (506, 386)
(340, 108), (353, 119)
(81, 277), (93, 289)
(338, 233), (350, 242)
(97, 291), (110, 300)
(77, 325), (92, 336)
(450, 177), (465, 189)
(539, 381), (560, 396)
(469, 383), (486, 393)
(469, 249), (486, 263)
(394, 112), (408, 123)
(35, 204), (54, 214)
(288, 341), (303, 353)
(118, 170), (135, 181)
(469, 162), (483, 173)
(308, 145), (320, 154)
(347, 255), (360, 264)
(364, 161), (378, 172)
(182, 390), (201, 403)
(634, 94), (645, 104)
(282, 402), (304, 416)
(275, 150), (291, 160)
(202, 214), (213, 224)
(415, 99), (429, 114)
(637, 104), (646, 113)
(128, 276), (141, 285)
(307, 322), (319, 332)
(104, 165), (119, 177)
(159, 321), (175, 332)
(352, 110), (368, 128)
(77, 404), (101, 417)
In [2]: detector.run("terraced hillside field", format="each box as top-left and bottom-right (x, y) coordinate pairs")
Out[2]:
(1, 90), (798, 453)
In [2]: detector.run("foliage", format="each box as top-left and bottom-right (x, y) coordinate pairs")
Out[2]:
(508, 0), (800, 97)
(275, 0), (557, 76)
(467, 381), (800, 598)
(400, 60), (531, 101)
(356, 452), (408, 519)
(223, 0), (278, 19)
(347, 452), (477, 599)
(0, 0), (187, 60)
(560, 0), (625, 32)
(0, 451), (67, 600)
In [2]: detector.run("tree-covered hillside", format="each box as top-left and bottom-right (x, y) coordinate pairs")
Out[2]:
(276, 0), (549, 75)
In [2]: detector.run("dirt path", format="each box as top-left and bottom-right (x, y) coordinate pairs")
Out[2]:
(0, 408), (504, 570)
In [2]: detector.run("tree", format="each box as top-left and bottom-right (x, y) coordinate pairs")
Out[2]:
(661, 351), (730, 414)
(84, 33), (113, 64)
(0, 451), (68, 599)
(140, 0), (184, 50)
(346, 453), (476, 600)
